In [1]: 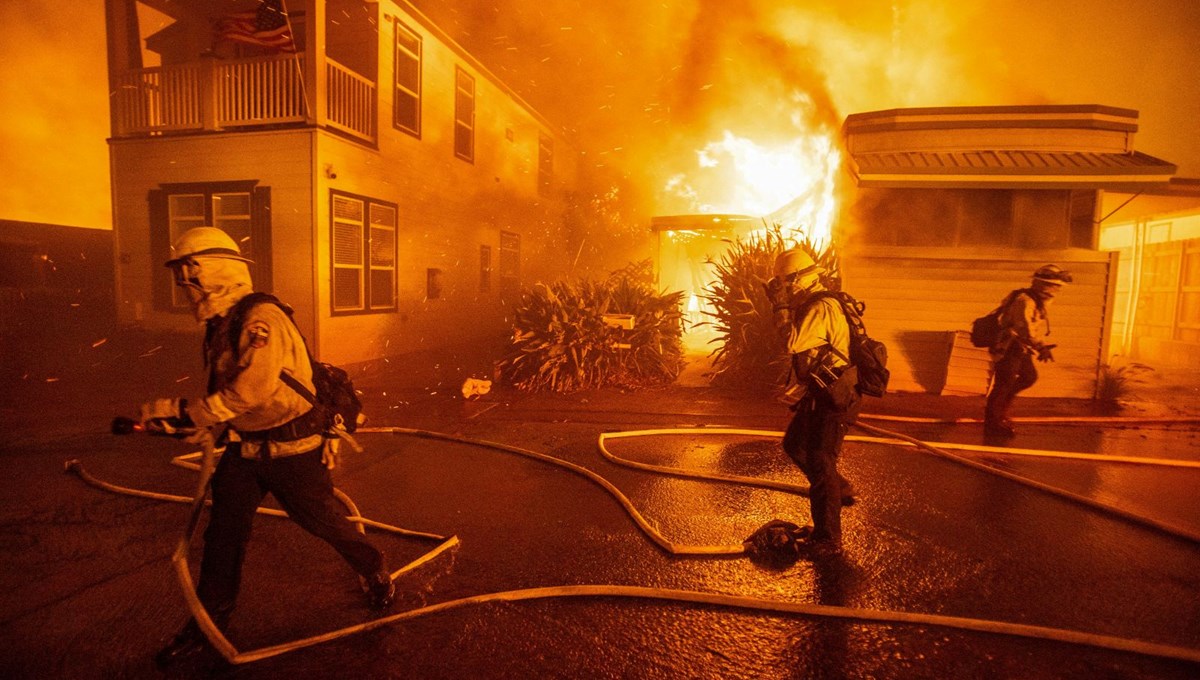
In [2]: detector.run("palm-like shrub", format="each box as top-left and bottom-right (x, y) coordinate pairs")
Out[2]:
(1096, 356), (1153, 403)
(703, 226), (838, 389)
(498, 262), (685, 392)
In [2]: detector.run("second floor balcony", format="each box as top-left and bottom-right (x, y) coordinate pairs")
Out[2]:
(112, 53), (376, 145)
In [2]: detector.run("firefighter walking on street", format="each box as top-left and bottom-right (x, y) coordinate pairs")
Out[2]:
(138, 227), (394, 668)
(764, 248), (863, 557)
(984, 264), (1073, 439)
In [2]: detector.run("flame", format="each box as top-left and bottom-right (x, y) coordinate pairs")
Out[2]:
(663, 124), (840, 250)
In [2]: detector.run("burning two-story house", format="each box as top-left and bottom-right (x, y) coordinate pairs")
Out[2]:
(105, 0), (592, 365)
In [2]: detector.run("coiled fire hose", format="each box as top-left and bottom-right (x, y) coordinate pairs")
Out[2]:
(66, 421), (1200, 666)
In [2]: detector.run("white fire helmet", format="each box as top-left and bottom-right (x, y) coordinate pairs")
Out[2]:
(164, 227), (254, 322)
(165, 226), (253, 268)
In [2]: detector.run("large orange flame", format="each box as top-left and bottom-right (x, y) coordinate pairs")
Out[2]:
(663, 126), (840, 250)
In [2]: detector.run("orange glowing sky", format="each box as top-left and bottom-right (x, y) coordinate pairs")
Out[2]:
(2, 0), (1198, 230)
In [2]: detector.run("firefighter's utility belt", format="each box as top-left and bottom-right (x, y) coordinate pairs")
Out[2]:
(808, 360), (844, 392)
(237, 408), (324, 443)
(806, 351), (859, 412)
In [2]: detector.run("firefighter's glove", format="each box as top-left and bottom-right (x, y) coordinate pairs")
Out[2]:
(763, 276), (787, 306)
(139, 398), (194, 436)
(1036, 346), (1055, 363)
(772, 306), (792, 333)
(321, 438), (341, 470)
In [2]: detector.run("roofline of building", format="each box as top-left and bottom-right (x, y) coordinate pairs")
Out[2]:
(853, 175), (1174, 191)
(845, 103), (1138, 122)
(843, 104), (1139, 136)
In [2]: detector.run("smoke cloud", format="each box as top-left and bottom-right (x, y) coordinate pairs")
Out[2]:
(412, 0), (1200, 216)
(3, 0), (1198, 231)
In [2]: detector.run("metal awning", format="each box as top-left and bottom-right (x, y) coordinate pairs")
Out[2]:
(848, 150), (1176, 190)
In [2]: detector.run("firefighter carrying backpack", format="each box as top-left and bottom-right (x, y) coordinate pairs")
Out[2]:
(970, 289), (1025, 348)
(804, 291), (890, 398)
(226, 293), (366, 441)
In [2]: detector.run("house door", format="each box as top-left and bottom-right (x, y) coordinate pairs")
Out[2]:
(150, 181), (272, 311)
(1130, 237), (1200, 363)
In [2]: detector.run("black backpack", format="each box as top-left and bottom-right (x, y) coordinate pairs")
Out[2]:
(804, 291), (890, 398)
(226, 292), (365, 435)
(970, 289), (1025, 348)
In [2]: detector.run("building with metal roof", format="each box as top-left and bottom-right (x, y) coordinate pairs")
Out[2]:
(839, 105), (1180, 397)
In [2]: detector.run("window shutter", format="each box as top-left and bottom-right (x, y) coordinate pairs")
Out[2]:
(252, 186), (273, 293)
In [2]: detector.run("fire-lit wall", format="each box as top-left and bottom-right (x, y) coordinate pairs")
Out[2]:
(841, 246), (1116, 398)
(1099, 195), (1200, 369)
(314, 0), (581, 364)
(107, 0), (585, 366)
(842, 185), (1112, 397)
(110, 131), (318, 339)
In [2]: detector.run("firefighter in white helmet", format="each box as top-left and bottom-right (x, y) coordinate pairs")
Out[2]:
(139, 227), (394, 668)
(984, 264), (1072, 438)
(762, 247), (860, 558)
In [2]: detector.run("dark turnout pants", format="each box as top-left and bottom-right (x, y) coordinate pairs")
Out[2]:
(196, 443), (385, 621)
(782, 393), (860, 544)
(986, 344), (1038, 425)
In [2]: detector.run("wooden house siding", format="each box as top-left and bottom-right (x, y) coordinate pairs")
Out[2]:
(110, 131), (317, 339)
(108, 1), (584, 366)
(840, 246), (1117, 398)
(310, 3), (579, 365)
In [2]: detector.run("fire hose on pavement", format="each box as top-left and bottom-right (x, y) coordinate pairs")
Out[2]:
(65, 419), (1200, 666)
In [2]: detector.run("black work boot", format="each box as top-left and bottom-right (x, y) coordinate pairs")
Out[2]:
(364, 569), (395, 611)
(154, 619), (210, 669)
(984, 417), (1016, 439)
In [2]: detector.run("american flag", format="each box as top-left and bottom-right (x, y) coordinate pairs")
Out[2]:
(216, 0), (295, 52)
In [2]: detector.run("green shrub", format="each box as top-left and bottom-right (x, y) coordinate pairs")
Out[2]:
(498, 262), (685, 393)
(702, 226), (838, 389)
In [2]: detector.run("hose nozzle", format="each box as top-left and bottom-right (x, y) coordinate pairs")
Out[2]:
(111, 417), (144, 435)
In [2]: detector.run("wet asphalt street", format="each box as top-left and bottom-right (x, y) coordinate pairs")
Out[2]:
(2, 343), (1200, 679)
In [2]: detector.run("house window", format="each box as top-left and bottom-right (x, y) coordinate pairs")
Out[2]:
(538, 133), (553, 196)
(149, 180), (269, 311)
(479, 244), (492, 292)
(393, 19), (421, 137)
(331, 191), (397, 314)
(499, 231), (520, 295)
(454, 67), (475, 162)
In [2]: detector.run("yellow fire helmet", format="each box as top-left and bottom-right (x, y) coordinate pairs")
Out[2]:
(773, 248), (825, 282)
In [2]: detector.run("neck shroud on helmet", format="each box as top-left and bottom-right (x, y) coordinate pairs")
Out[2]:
(166, 227), (255, 321)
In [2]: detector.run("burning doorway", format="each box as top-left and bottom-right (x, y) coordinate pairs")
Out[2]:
(652, 214), (758, 352)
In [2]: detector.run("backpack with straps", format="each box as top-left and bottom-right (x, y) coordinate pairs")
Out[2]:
(225, 292), (365, 436)
(804, 291), (890, 398)
(970, 289), (1025, 348)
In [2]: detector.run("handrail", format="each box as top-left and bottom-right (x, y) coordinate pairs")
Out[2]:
(325, 57), (376, 143)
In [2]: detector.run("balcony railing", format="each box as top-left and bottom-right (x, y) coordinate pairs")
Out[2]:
(113, 53), (376, 144)
(326, 58), (376, 142)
